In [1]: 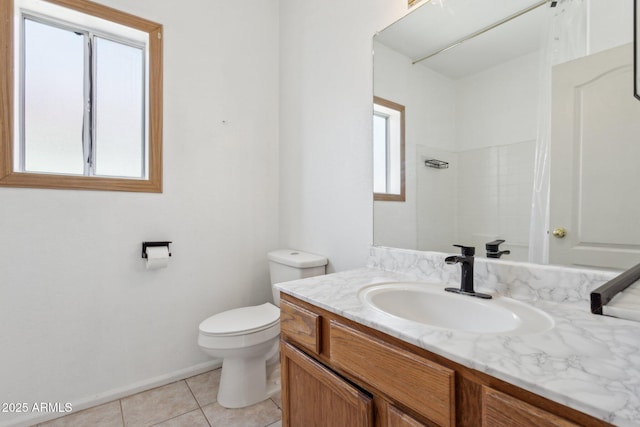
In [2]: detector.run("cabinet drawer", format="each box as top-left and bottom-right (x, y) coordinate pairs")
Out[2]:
(482, 387), (579, 427)
(329, 321), (455, 427)
(280, 299), (321, 354)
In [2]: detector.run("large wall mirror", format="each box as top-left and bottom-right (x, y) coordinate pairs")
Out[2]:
(373, 0), (640, 270)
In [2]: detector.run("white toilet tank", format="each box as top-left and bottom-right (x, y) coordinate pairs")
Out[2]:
(268, 249), (327, 306)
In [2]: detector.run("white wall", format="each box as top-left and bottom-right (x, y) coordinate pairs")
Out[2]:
(455, 52), (539, 152)
(278, 0), (408, 271)
(456, 141), (535, 260)
(0, 1), (279, 425)
(588, 0), (632, 54)
(416, 145), (457, 253)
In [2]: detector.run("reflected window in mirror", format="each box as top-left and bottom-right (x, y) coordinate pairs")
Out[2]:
(0, 0), (163, 192)
(373, 96), (405, 202)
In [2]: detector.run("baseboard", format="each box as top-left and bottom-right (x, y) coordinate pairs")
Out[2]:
(0, 359), (222, 427)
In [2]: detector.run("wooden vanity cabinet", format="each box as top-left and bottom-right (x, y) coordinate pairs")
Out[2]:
(279, 294), (612, 427)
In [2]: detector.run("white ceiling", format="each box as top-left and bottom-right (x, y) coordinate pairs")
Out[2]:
(374, 0), (549, 79)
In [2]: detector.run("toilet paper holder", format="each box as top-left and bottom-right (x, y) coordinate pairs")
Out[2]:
(142, 241), (172, 258)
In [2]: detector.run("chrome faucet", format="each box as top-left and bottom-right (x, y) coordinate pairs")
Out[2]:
(444, 245), (492, 299)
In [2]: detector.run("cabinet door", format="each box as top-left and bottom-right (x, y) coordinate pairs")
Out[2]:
(281, 341), (374, 427)
(482, 387), (579, 427)
(387, 404), (428, 427)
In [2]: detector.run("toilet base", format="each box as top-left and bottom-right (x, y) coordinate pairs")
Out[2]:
(217, 354), (280, 409)
(214, 339), (280, 409)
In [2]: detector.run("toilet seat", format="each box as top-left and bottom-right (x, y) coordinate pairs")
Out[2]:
(199, 302), (280, 337)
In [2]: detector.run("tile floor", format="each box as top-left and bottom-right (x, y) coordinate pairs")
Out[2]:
(36, 368), (282, 427)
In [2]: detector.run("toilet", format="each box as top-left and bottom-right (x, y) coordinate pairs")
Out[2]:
(198, 249), (327, 408)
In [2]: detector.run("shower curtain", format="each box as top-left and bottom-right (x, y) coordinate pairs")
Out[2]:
(528, 0), (587, 264)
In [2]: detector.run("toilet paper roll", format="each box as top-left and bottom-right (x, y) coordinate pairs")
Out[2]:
(145, 246), (170, 270)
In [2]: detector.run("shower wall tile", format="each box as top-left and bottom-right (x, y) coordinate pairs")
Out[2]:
(455, 140), (535, 260)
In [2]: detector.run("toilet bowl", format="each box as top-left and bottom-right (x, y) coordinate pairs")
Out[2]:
(198, 303), (281, 408)
(198, 249), (327, 408)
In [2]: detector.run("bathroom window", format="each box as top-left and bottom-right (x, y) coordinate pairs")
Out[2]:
(373, 97), (405, 201)
(0, 0), (163, 192)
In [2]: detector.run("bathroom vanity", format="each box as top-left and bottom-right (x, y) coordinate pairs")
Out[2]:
(276, 247), (640, 427)
(280, 294), (606, 427)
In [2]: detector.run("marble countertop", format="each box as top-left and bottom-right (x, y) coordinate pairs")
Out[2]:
(275, 265), (640, 427)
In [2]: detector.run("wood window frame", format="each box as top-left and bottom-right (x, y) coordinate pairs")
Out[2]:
(0, 0), (163, 192)
(373, 96), (406, 202)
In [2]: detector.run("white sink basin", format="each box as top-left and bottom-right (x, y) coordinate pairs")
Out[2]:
(358, 282), (554, 335)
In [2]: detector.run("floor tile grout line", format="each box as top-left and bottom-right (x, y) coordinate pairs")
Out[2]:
(120, 379), (201, 427)
(160, 380), (201, 425)
(147, 407), (209, 427)
(202, 407), (213, 427)
(119, 399), (125, 427)
(182, 377), (213, 427)
(269, 396), (281, 410)
(183, 376), (202, 408)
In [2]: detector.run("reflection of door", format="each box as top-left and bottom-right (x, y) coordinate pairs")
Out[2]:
(549, 43), (640, 269)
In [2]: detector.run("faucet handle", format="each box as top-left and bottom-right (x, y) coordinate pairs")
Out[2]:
(485, 239), (506, 252)
(453, 244), (475, 256)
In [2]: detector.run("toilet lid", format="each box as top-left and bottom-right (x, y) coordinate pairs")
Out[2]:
(199, 302), (280, 336)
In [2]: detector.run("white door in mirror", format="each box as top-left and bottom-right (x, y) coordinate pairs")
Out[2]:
(549, 43), (640, 269)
